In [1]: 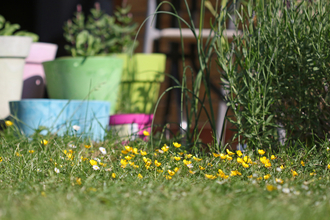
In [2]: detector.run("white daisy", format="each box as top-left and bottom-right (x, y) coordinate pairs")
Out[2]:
(187, 163), (193, 169)
(54, 168), (60, 174)
(72, 125), (80, 131)
(99, 147), (107, 155)
(93, 165), (100, 170)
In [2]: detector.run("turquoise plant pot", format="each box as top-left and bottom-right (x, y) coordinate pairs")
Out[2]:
(9, 99), (110, 141)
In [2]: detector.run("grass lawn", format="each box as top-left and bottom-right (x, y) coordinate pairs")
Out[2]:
(1, 124), (330, 220)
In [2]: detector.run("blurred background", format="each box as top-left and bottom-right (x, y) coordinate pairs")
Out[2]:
(0, 0), (233, 145)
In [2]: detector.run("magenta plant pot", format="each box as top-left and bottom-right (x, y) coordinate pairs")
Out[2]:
(22, 42), (58, 99)
(109, 113), (153, 140)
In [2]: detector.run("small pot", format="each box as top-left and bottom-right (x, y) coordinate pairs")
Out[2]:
(10, 99), (110, 141)
(22, 42), (58, 99)
(109, 113), (153, 140)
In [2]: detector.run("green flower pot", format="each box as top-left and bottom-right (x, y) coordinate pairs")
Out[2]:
(113, 53), (166, 114)
(43, 56), (123, 114)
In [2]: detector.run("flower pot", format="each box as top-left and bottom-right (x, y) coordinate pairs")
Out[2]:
(113, 53), (166, 114)
(42, 56), (123, 115)
(0, 36), (33, 119)
(9, 99), (110, 141)
(109, 113), (153, 140)
(22, 42), (58, 99)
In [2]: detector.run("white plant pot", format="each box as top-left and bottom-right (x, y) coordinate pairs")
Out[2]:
(0, 36), (33, 119)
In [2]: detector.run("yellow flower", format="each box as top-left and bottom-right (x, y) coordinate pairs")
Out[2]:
(242, 162), (249, 168)
(280, 165), (285, 170)
(112, 173), (116, 178)
(157, 169), (164, 173)
(230, 170), (241, 176)
(41, 191), (46, 197)
(185, 154), (192, 159)
(125, 156), (132, 160)
(15, 152), (20, 157)
(220, 154), (227, 160)
(205, 174), (217, 180)
(276, 178), (284, 184)
(264, 174), (271, 180)
(0, 157), (2, 162)
(237, 157), (244, 164)
(193, 156), (202, 162)
(41, 140), (48, 145)
(207, 163), (213, 167)
(5, 120), (13, 126)
(76, 178), (82, 185)
(189, 170), (195, 174)
(84, 145), (91, 149)
(291, 169), (298, 177)
(266, 184), (277, 192)
(132, 148), (139, 154)
(89, 159), (97, 166)
(227, 156), (233, 161)
(168, 170), (175, 176)
(256, 177), (262, 181)
(143, 130), (150, 136)
(247, 175), (253, 178)
(236, 150), (243, 157)
(173, 142), (181, 148)
(174, 167), (180, 172)
(258, 149), (265, 155)
(199, 166), (205, 170)
(29, 150), (35, 154)
(173, 156), (181, 161)
(310, 172), (316, 176)
(213, 153), (220, 157)
(161, 144), (169, 152)
(271, 155), (276, 160)
(327, 164), (330, 169)
(140, 150), (147, 156)
(138, 174), (143, 179)
(125, 146), (132, 152)
(264, 162), (272, 168)
(226, 149), (235, 156)
(301, 161), (305, 167)
(183, 159), (193, 168)
(154, 160), (161, 167)
(165, 175), (172, 180)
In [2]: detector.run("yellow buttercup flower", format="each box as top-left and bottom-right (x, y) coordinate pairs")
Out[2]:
(168, 170), (175, 176)
(212, 153), (220, 157)
(327, 164), (330, 169)
(258, 149), (266, 155)
(301, 161), (305, 166)
(41, 140), (48, 145)
(205, 174), (217, 180)
(236, 150), (243, 157)
(84, 145), (91, 149)
(199, 166), (205, 170)
(76, 178), (82, 185)
(125, 146), (132, 152)
(264, 162), (272, 168)
(226, 149), (235, 156)
(143, 130), (150, 136)
(15, 152), (21, 157)
(29, 150), (35, 154)
(266, 184), (277, 192)
(237, 157), (244, 164)
(280, 165), (285, 170)
(189, 170), (195, 174)
(120, 159), (128, 168)
(271, 155), (276, 160)
(242, 162), (249, 168)
(230, 170), (241, 176)
(193, 156), (202, 162)
(161, 144), (169, 152)
(220, 154), (227, 160)
(5, 120), (13, 126)
(132, 148), (139, 154)
(89, 160), (97, 166)
(112, 173), (116, 178)
(154, 160), (161, 167)
(174, 167), (180, 172)
(140, 150), (147, 156)
(0, 157), (2, 162)
(264, 174), (271, 180)
(138, 174), (143, 179)
(165, 175), (172, 180)
(125, 156), (132, 161)
(291, 169), (298, 177)
(121, 150), (129, 154)
(276, 178), (284, 184)
(173, 156), (181, 161)
(173, 142), (181, 148)
(185, 154), (192, 159)
(227, 156), (233, 161)
(157, 169), (164, 173)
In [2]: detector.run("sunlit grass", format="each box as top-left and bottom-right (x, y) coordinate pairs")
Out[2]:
(1, 123), (330, 219)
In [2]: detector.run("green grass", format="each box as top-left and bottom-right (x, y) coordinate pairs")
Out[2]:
(1, 124), (330, 220)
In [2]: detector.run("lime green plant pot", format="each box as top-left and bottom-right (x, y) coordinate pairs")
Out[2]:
(113, 53), (166, 114)
(43, 56), (123, 114)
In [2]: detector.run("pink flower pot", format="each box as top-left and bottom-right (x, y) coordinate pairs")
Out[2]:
(22, 42), (58, 98)
(109, 113), (153, 140)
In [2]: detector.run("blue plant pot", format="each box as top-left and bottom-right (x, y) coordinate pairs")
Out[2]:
(9, 99), (110, 141)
